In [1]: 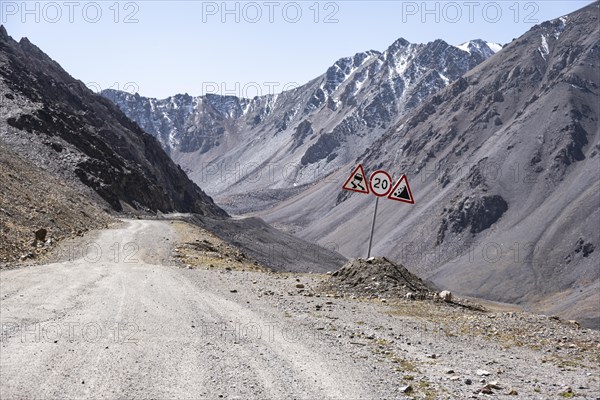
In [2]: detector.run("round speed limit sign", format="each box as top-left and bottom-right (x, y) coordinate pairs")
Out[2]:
(369, 170), (393, 197)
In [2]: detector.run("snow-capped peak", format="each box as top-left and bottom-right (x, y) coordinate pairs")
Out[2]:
(486, 42), (503, 53)
(454, 39), (502, 56)
(456, 42), (472, 54)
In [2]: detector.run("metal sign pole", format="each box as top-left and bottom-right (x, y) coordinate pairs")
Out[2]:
(367, 197), (379, 258)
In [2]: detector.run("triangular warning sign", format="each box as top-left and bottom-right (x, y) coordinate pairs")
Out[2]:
(387, 175), (414, 204)
(342, 164), (370, 194)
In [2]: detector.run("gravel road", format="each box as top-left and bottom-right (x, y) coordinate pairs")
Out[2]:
(1, 220), (598, 399)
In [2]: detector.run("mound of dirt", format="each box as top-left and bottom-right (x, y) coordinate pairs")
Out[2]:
(321, 257), (436, 299)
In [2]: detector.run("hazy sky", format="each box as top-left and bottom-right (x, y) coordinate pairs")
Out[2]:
(2, 1), (593, 98)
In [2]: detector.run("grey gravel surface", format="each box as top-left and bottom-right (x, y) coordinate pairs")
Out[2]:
(1, 220), (598, 399)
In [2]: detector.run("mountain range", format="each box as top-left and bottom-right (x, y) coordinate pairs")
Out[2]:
(102, 38), (501, 213)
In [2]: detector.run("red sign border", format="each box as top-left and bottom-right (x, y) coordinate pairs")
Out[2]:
(369, 170), (393, 197)
(387, 174), (415, 204)
(342, 164), (370, 194)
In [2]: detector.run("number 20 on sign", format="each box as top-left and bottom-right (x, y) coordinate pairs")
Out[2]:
(342, 164), (414, 258)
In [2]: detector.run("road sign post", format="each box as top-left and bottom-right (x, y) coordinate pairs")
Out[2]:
(342, 164), (415, 259)
(367, 170), (392, 258)
(367, 197), (379, 259)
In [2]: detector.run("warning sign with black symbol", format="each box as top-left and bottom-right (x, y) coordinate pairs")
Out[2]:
(387, 175), (414, 204)
(342, 164), (370, 194)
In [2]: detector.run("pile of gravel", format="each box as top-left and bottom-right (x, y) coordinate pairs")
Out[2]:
(321, 257), (435, 299)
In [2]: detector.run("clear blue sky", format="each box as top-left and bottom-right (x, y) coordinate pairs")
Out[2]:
(2, 1), (593, 98)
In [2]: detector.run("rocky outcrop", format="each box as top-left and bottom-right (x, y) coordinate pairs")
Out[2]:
(437, 195), (508, 244)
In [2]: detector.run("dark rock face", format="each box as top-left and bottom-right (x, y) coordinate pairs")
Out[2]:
(0, 28), (226, 217)
(437, 195), (509, 244)
(292, 119), (313, 149)
(551, 121), (589, 175)
(565, 238), (596, 264)
(301, 133), (340, 165)
(34, 228), (47, 242)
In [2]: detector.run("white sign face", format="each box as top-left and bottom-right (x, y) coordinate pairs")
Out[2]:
(369, 170), (393, 197)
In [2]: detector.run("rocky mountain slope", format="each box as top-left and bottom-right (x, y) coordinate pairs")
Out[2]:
(0, 143), (114, 263)
(103, 39), (500, 212)
(261, 3), (600, 327)
(0, 25), (226, 218)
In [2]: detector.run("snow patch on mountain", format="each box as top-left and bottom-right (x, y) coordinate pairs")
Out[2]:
(539, 34), (550, 59)
(454, 40), (501, 57)
(390, 44), (416, 75)
(555, 16), (568, 39)
(438, 72), (450, 85)
(323, 51), (379, 96)
(486, 42), (503, 53)
(456, 42), (471, 53)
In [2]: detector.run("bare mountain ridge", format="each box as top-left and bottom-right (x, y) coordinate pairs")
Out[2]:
(261, 3), (600, 327)
(102, 38), (500, 212)
(0, 25), (226, 217)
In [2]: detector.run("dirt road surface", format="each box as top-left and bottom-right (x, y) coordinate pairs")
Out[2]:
(1, 220), (598, 399)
